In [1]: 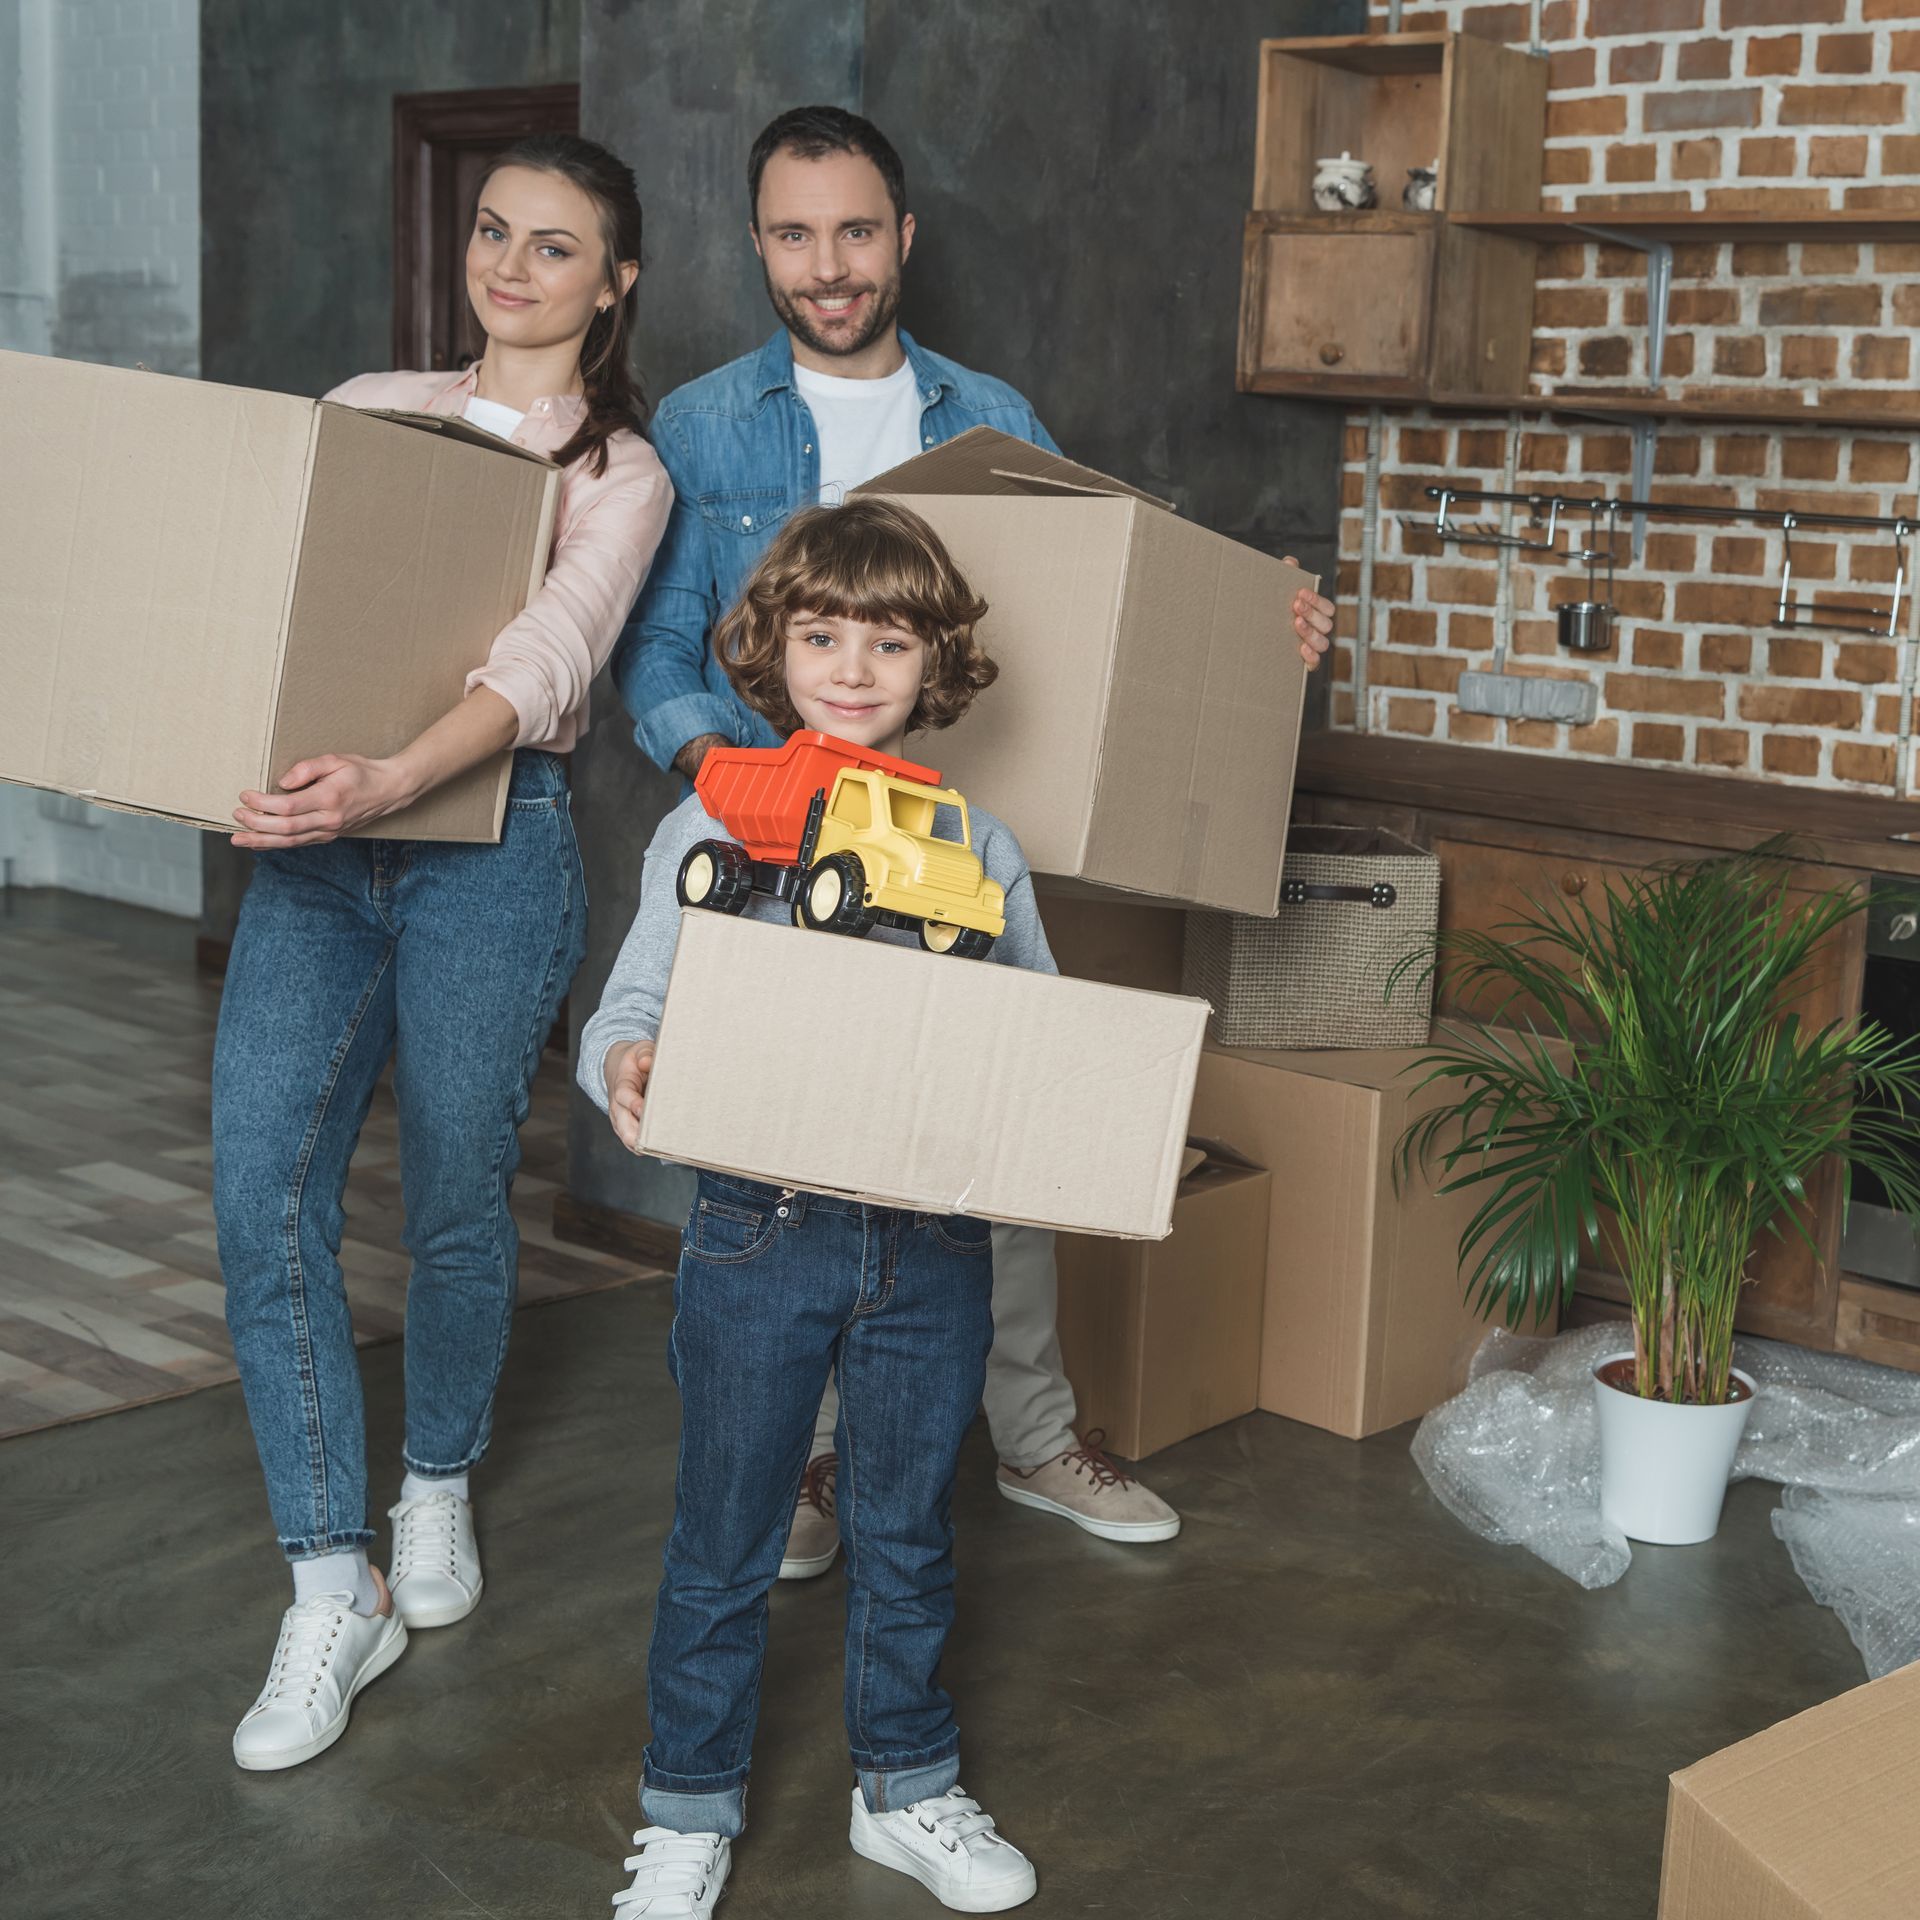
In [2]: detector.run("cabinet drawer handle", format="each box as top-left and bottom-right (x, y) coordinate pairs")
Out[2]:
(1561, 871), (1589, 897)
(1319, 342), (1345, 366)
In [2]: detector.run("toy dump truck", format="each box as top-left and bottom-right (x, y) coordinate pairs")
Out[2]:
(678, 730), (1007, 958)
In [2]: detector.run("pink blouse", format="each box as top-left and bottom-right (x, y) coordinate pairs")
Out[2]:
(324, 366), (673, 753)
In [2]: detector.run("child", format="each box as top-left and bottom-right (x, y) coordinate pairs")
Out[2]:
(579, 498), (1049, 1916)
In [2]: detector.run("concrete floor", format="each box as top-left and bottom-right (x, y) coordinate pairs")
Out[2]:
(3, 1277), (1867, 1920)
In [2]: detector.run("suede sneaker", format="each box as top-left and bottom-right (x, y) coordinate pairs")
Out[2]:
(610, 1828), (729, 1917)
(779, 1451), (840, 1580)
(996, 1430), (1181, 1543)
(849, 1784), (1036, 1912)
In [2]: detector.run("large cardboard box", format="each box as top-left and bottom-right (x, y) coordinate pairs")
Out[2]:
(858, 428), (1312, 917)
(1034, 879), (1187, 994)
(1055, 1139), (1271, 1458)
(0, 350), (560, 841)
(1189, 1034), (1550, 1439)
(636, 912), (1208, 1239)
(1659, 1662), (1920, 1920)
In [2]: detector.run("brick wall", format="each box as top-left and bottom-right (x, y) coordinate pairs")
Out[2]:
(1338, 0), (1920, 793)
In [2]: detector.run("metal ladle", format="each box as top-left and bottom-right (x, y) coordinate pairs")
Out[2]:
(1557, 502), (1619, 654)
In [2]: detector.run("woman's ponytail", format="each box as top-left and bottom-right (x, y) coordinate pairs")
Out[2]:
(482, 131), (647, 478)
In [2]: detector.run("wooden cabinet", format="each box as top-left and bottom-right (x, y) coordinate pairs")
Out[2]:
(1240, 215), (1434, 395)
(1237, 30), (1546, 404)
(1295, 735), (1903, 1367)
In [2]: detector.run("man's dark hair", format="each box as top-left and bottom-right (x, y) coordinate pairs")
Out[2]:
(747, 106), (907, 226)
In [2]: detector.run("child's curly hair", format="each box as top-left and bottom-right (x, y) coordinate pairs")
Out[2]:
(714, 498), (997, 736)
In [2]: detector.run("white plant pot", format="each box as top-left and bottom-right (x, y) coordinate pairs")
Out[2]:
(1591, 1353), (1757, 1545)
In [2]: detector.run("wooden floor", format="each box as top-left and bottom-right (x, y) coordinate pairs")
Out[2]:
(0, 887), (657, 1442)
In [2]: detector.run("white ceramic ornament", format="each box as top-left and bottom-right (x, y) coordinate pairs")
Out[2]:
(1312, 151), (1377, 212)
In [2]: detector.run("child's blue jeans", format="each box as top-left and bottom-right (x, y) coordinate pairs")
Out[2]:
(642, 1171), (996, 1837)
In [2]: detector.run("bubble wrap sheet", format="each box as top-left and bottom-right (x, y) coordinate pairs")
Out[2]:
(1411, 1321), (1920, 1677)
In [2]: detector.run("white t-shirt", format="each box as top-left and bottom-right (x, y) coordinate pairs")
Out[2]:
(792, 357), (924, 504)
(463, 394), (527, 441)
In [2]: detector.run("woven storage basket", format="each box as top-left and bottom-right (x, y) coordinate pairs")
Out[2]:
(1183, 826), (1439, 1049)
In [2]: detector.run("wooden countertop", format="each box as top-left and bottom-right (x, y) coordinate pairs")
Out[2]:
(1293, 732), (1920, 878)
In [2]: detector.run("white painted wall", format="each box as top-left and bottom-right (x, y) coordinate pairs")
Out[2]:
(0, 0), (204, 916)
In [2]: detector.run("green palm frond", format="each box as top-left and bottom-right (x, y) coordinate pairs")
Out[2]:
(1394, 840), (1920, 1405)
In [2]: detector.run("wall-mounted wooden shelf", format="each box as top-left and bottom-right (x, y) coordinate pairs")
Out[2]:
(1254, 380), (1920, 436)
(1238, 31), (1548, 404)
(1450, 208), (1920, 246)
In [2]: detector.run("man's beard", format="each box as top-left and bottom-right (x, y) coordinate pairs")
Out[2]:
(765, 267), (903, 359)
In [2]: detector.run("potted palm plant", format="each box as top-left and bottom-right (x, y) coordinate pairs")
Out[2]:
(1395, 843), (1920, 1545)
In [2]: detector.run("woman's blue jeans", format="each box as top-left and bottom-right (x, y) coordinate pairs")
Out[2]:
(213, 750), (585, 1558)
(642, 1172), (997, 1837)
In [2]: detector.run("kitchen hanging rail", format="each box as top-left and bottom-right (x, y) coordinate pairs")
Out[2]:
(1428, 486), (1916, 640)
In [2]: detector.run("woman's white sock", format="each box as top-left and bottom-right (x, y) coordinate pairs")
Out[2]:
(292, 1547), (379, 1617)
(400, 1468), (469, 1504)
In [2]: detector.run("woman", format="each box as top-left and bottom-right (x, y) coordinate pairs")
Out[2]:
(214, 133), (671, 1772)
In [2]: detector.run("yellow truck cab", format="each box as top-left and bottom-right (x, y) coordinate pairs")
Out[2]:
(804, 768), (1007, 956)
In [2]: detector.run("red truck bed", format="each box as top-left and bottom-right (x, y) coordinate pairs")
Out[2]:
(694, 730), (942, 863)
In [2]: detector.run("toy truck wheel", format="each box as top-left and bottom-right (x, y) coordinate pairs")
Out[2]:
(920, 921), (994, 959)
(800, 852), (875, 936)
(677, 840), (751, 913)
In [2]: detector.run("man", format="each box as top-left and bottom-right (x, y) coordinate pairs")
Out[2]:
(616, 105), (1334, 1577)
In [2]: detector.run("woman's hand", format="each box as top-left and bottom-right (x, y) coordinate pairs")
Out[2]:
(1283, 554), (1336, 671)
(605, 1040), (657, 1153)
(231, 755), (418, 850)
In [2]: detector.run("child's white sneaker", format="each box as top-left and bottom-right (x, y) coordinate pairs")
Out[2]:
(231, 1573), (408, 1771)
(610, 1828), (729, 1917)
(388, 1490), (483, 1628)
(849, 1785), (1037, 1912)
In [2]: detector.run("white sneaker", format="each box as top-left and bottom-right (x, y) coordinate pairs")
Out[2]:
(778, 1452), (840, 1581)
(388, 1490), (483, 1628)
(610, 1828), (729, 1917)
(849, 1785), (1037, 1913)
(231, 1572), (408, 1771)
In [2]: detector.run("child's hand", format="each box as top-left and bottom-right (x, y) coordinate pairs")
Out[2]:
(605, 1040), (657, 1154)
(1282, 555), (1336, 670)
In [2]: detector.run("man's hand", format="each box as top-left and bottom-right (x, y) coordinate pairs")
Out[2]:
(605, 1040), (657, 1153)
(232, 755), (416, 850)
(672, 733), (729, 781)
(1282, 554), (1336, 671)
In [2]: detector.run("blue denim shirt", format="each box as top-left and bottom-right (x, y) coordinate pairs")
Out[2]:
(613, 327), (1061, 775)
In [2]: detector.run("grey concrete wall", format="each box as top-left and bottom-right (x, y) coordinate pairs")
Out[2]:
(197, 0), (581, 938)
(199, 0), (581, 398)
(569, 0), (1363, 1227)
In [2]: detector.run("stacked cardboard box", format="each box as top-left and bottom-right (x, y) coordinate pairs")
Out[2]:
(1191, 1034), (1548, 1441)
(1054, 1139), (1270, 1457)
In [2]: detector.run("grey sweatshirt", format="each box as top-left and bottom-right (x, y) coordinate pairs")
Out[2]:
(577, 790), (1059, 1111)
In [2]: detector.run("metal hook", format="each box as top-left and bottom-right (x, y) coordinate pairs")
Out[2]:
(1776, 510), (1908, 639)
(1433, 489), (1564, 554)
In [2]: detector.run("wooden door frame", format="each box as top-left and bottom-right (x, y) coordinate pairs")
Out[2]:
(391, 83), (580, 371)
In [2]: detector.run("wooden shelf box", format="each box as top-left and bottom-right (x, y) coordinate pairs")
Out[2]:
(1238, 32), (1546, 402)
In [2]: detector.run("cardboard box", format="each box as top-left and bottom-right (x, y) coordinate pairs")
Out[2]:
(0, 350), (560, 841)
(1189, 1033), (1551, 1439)
(636, 911), (1208, 1239)
(1659, 1662), (1920, 1920)
(1055, 1138), (1271, 1458)
(858, 427), (1312, 917)
(1034, 879), (1187, 994)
